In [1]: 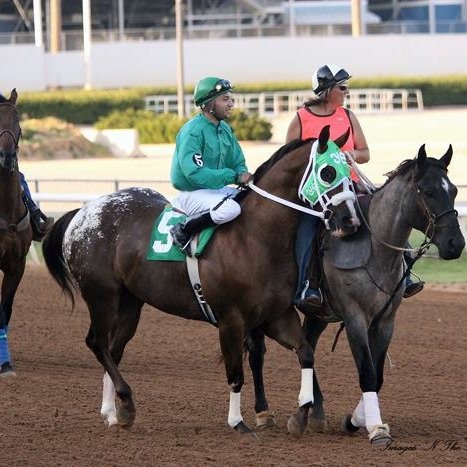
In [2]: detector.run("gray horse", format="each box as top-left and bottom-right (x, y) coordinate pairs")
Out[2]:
(248, 144), (465, 445)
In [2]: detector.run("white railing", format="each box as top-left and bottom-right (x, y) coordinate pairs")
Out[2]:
(29, 179), (467, 242)
(145, 89), (424, 118)
(2, 21), (467, 51)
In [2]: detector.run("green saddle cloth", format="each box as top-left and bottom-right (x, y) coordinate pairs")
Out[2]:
(146, 206), (215, 261)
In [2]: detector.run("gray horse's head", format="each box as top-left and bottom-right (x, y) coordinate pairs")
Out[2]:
(413, 144), (465, 259)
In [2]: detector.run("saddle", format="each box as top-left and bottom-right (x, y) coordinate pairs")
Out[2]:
(305, 194), (373, 323)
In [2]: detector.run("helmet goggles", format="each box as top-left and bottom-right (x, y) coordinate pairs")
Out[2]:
(201, 79), (233, 105)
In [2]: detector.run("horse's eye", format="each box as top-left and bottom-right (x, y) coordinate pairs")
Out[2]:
(425, 190), (434, 197)
(319, 165), (337, 185)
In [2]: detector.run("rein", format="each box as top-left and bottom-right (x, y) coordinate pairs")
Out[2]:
(247, 181), (325, 218)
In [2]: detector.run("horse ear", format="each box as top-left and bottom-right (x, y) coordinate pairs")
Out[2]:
(334, 128), (350, 149)
(317, 125), (330, 153)
(439, 144), (453, 168)
(9, 88), (17, 105)
(417, 144), (427, 168)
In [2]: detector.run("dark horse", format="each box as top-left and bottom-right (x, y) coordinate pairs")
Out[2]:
(43, 127), (359, 438)
(248, 144), (465, 445)
(0, 89), (33, 377)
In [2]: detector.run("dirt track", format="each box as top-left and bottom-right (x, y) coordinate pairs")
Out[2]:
(2, 266), (467, 466)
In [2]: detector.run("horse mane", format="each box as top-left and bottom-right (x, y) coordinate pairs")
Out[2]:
(376, 157), (447, 192)
(235, 138), (311, 202)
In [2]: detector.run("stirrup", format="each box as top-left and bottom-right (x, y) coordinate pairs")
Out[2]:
(298, 289), (323, 312)
(31, 212), (54, 241)
(170, 224), (192, 257)
(404, 280), (424, 298)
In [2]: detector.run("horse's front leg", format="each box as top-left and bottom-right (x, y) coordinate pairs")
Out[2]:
(303, 314), (328, 432)
(342, 314), (391, 445)
(0, 267), (25, 377)
(219, 315), (259, 441)
(246, 329), (277, 429)
(265, 307), (315, 438)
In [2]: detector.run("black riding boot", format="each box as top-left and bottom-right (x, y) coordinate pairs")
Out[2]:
(23, 195), (54, 242)
(170, 211), (216, 257)
(403, 250), (424, 298)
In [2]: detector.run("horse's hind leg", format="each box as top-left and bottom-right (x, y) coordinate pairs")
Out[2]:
(265, 308), (315, 438)
(103, 290), (143, 427)
(303, 314), (328, 432)
(84, 288), (137, 429)
(246, 329), (277, 429)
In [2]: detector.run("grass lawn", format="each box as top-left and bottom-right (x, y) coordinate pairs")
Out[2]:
(408, 231), (466, 283)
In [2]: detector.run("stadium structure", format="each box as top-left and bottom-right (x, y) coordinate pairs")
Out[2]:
(0, 0), (465, 51)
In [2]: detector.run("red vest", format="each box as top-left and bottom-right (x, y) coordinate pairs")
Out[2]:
(297, 106), (357, 180)
(297, 106), (354, 151)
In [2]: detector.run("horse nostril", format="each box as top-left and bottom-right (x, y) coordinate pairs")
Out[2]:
(342, 216), (353, 228)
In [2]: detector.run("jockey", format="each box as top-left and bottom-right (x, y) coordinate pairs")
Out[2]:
(0, 90), (54, 241)
(170, 77), (252, 256)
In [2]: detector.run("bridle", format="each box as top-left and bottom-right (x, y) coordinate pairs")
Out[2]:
(247, 140), (356, 230)
(416, 187), (459, 238)
(0, 102), (21, 173)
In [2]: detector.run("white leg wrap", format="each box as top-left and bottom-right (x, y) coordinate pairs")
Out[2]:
(228, 391), (243, 428)
(298, 368), (314, 407)
(350, 396), (366, 427)
(363, 391), (382, 432)
(101, 372), (118, 426)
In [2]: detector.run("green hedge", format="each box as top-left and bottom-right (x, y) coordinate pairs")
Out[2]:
(96, 108), (188, 143)
(228, 110), (272, 141)
(96, 108), (272, 143)
(16, 76), (467, 124)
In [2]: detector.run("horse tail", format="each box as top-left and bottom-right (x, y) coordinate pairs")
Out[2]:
(42, 209), (80, 308)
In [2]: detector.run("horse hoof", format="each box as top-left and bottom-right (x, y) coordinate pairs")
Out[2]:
(287, 413), (307, 438)
(308, 417), (329, 433)
(234, 421), (260, 442)
(369, 424), (391, 445)
(256, 411), (277, 430)
(0, 362), (16, 378)
(116, 405), (136, 429)
(101, 410), (119, 428)
(340, 414), (360, 434)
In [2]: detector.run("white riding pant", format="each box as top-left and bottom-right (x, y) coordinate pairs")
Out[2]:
(172, 186), (241, 224)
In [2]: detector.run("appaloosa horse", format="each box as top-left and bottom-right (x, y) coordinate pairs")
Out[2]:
(43, 126), (359, 439)
(0, 89), (33, 377)
(248, 144), (465, 445)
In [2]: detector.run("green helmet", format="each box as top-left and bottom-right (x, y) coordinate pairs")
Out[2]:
(194, 77), (233, 107)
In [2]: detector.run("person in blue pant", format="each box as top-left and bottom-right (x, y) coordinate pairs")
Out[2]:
(286, 64), (423, 311)
(20, 172), (54, 241)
